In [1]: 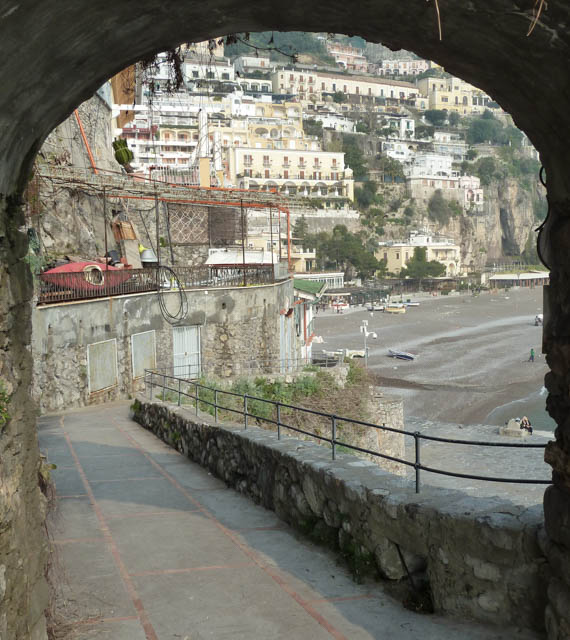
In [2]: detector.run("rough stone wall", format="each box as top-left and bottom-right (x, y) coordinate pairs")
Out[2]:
(369, 389), (405, 475)
(0, 197), (49, 639)
(30, 94), (123, 260)
(32, 279), (294, 413)
(133, 398), (549, 632)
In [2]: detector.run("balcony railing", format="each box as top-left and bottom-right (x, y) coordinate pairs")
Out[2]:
(37, 265), (282, 305)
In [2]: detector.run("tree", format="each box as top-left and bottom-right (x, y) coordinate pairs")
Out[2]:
(333, 91), (346, 104)
(473, 156), (497, 185)
(400, 247), (446, 279)
(466, 148), (478, 161)
(428, 189), (452, 224)
(424, 109), (448, 126)
(448, 111), (461, 127)
(303, 119), (323, 139)
(342, 135), (367, 180)
(415, 124), (434, 139)
(292, 215), (309, 247)
(355, 121), (370, 134)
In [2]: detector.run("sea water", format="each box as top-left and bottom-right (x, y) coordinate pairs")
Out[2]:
(486, 386), (556, 431)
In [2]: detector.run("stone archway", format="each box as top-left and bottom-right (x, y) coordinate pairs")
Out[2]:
(2, 3), (570, 638)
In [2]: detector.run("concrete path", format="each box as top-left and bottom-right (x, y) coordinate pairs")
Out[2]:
(38, 403), (541, 640)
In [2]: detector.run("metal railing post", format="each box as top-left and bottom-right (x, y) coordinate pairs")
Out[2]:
(196, 384), (199, 416)
(277, 403), (281, 440)
(214, 389), (218, 422)
(178, 378), (181, 406)
(331, 415), (337, 460)
(414, 432), (421, 493)
(163, 373), (167, 401)
(244, 394), (248, 429)
(149, 373), (153, 400)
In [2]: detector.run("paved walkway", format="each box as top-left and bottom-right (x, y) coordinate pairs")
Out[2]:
(38, 403), (541, 640)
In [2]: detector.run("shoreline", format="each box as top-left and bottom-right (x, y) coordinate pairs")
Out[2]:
(314, 288), (548, 426)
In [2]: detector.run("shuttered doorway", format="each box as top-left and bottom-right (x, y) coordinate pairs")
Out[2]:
(173, 326), (201, 379)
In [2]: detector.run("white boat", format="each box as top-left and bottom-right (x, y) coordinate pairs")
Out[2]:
(388, 349), (416, 361)
(404, 301), (420, 307)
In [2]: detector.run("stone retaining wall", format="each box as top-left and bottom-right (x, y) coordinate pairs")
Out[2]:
(133, 397), (549, 633)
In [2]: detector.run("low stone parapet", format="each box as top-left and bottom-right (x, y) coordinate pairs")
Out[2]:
(133, 396), (549, 633)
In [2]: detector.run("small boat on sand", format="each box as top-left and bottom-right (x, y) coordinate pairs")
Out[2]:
(385, 303), (406, 314)
(388, 349), (416, 361)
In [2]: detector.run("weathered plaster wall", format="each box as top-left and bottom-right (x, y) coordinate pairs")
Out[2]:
(0, 197), (49, 639)
(133, 398), (549, 632)
(32, 280), (295, 413)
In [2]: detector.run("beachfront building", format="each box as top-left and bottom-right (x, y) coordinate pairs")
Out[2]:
(293, 279), (327, 361)
(377, 231), (462, 276)
(487, 272), (550, 288)
(294, 272), (345, 288)
(377, 58), (430, 76)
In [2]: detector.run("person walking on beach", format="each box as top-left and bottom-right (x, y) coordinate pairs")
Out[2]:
(529, 347), (535, 362)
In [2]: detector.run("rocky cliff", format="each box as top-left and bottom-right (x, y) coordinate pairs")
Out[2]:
(382, 177), (545, 272)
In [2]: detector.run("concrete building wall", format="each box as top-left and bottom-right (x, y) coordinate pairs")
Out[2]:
(32, 279), (295, 413)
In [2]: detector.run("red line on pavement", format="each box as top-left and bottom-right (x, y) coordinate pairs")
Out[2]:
(53, 537), (105, 545)
(79, 615), (139, 626)
(60, 417), (159, 640)
(307, 594), (376, 604)
(88, 475), (163, 484)
(106, 509), (199, 520)
(113, 418), (348, 640)
(130, 562), (253, 577)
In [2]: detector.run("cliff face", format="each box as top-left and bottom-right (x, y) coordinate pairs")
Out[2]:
(382, 177), (544, 272)
(458, 178), (542, 271)
(27, 89), (122, 260)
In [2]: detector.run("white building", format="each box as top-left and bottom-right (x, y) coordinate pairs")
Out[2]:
(432, 131), (468, 161)
(406, 152), (455, 178)
(379, 59), (431, 76)
(234, 56), (274, 75)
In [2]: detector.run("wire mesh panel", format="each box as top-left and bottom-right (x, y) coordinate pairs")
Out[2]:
(131, 330), (156, 379)
(168, 204), (208, 244)
(208, 206), (245, 247)
(87, 339), (118, 392)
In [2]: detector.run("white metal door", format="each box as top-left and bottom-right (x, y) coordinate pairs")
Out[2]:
(173, 326), (201, 378)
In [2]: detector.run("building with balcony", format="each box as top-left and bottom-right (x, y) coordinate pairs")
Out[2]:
(416, 76), (497, 116)
(234, 56), (274, 75)
(325, 41), (368, 72)
(232, 147), (354, 200)
(271, 69), (417, 104)
(377, 231), (462, 276)
(378, 58), (431, 76)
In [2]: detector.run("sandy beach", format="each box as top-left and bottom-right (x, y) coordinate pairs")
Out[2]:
(314, 287), (548, 426)
(314, 287), (552, 505)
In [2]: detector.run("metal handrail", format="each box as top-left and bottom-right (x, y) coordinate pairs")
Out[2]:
(144, 370), (551, 494)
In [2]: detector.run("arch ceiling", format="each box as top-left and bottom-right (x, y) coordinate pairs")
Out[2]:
(1, 0), (570, 198)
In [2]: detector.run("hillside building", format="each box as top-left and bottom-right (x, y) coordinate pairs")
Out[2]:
(377, 231), (462, 276)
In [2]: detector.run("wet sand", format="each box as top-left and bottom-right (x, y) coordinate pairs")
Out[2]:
(314, 288), (547, 426)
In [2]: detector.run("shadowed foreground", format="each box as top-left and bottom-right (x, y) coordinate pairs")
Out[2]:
(39, 402), (540, 639)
